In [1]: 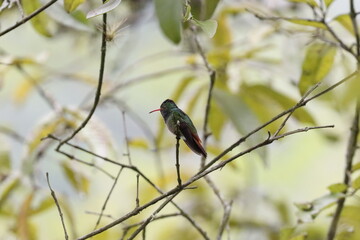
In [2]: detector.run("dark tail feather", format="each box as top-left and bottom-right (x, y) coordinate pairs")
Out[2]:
(184, 138), (207, 158)
(179, 121), (207, 158)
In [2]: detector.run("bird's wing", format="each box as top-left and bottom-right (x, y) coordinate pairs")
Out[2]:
(178, 121), (207, 158)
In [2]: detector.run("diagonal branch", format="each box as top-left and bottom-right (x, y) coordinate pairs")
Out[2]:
(46, 172), (69, 240)
(0, 0), (58, 37)
(56, 9), (108, 150)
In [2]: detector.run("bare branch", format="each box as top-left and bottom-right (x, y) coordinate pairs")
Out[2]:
(56, 10), (108, 150)
(93, 167), (124, 230)
(327, 103), (360, 240)
(0, 0), (58, 37)
(46, 172), (69, 240)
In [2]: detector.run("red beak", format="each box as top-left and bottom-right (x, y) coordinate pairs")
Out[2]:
(149, 108), (161, 114)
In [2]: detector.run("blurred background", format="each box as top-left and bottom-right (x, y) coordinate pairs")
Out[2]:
(0, 0), (359, 239)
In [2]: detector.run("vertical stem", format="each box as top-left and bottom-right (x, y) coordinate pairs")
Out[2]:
(327, 103), (360, 240)
(175, 135), (182, 186)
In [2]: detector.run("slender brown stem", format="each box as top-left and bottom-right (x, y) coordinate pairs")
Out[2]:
(175, 135), (182, 186)
(93, 167), (124, 230)
(0, 0), (58, 37)
(46, 172), (69, 240)
(327, 103), (360, 240)
(56, 9), (107, 150)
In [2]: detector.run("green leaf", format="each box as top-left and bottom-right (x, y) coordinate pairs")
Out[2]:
(0, 150), (11, 172)
(64, 0), (85, 13)
(0, 173), (20, 208)
(287, 0), (318, 7)
(279, 227), (295, 240)
(298, 42), (337, 95)
(296, 193), (344, 222)
(334, 14), (354, 35)
(337, 206), (360, 240)
(154, 0), (182, 44)
(192, 18), (218, 38)
(240, 84), (315, 133)
(352, 176), (360, 190)
(328, 183), (348, 193)
(209, 101), (227, 140)
(213, 89), (267, 160)
(286, 19), (326, 29)
(352, 162), (360, 172)
(324, 0), (334, 7)
(30, 196), (55, 215)
(61, 161), (90, 193)
(190, 0), (220, 20)
(86, 0), (122, 18)
(22, 0), (52, 37)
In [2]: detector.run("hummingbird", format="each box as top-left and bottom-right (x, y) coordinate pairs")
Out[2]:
(150, 99), (207, 158)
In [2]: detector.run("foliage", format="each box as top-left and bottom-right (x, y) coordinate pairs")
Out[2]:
(0, 0), (360, 240)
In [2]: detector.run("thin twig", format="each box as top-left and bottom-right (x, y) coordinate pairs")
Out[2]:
(127, 192), (180, 240)
(77, 124), (333, 240)
(121, 213), (181, 237)
(199, 71), (357, 175)
(273, 82), (321, 137)
(217, 201), (233, 240)
(191, 26), (216, 168)
(94, 167), (124, 230)
(136, 174), (140, 208)
(349, 0), (360, 58)
(44, 135), (210, 240)
(175, 135), (182, 186)
(85, 211), (114, 220)
(16, 65), (59, 111)
(46, 172), (69, 240)
(0, 0), (58, 37)
(327, 103), (360, 240)
(56, 10), (108, 150)
(122, 111), (132, 165)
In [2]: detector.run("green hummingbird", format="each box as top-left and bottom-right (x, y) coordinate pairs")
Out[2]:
(150, 99), (207, 158)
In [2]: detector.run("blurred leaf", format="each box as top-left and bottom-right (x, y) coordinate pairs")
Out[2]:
(352, 162), (360, 172)
(337, 206), (360, 240)
(64, 0), (85, 12)
(0, 150), (11, 172)
(0, 173), (20, 208)
(13, 75), (42, 104)
(298, 42), (337, 95)
(209, 101), (227, 140)
(328, 183), (348, 193)
(154, 0), (182, 44)
(296, 193), (344, 222)
(213, 89), (266, 160)
(27, 116), (66, 156)
(240, 84), (315, 133)
(212, 8), (233, 47)
(22, 0), (52, 37)
(341, 72), (360, 104)
(86, 0), (121, 18)
(17, 193), (36, 240)
(128, 138), (149, 149)
(334, 14), (354, 35)
(324, 0), (334, 7)
(352, 175), (360, 190)
(46, 4), (92, 32)
(190, 0), (220, 20)
(61, 161), (90, 193)
(279, 227), (295, 240)
(286, 19), (326, 29)
(192, 19), (218, 38)
(30, 195), (55, 215)
(287, 0), (318, 7)
(172, 75), (195, 102)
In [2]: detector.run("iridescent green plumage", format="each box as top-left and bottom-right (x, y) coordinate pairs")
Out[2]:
(150, 99), (207, 158)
